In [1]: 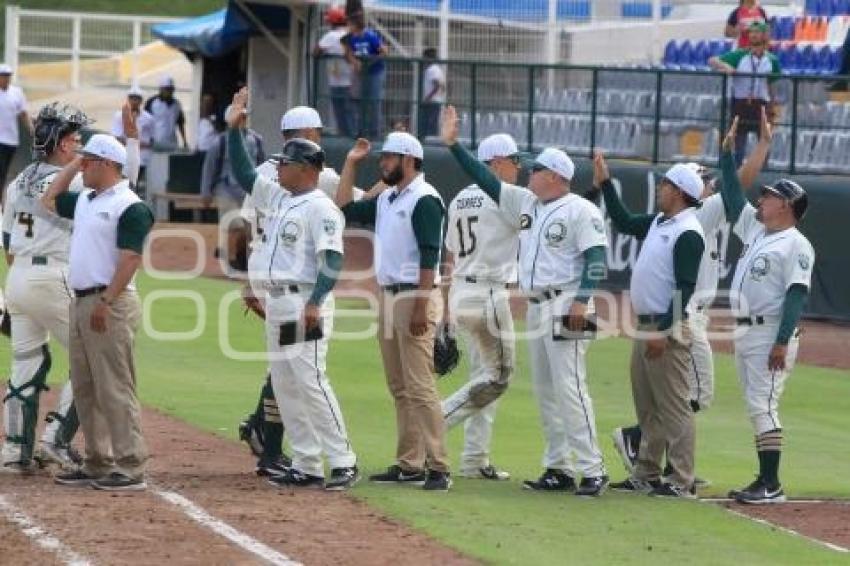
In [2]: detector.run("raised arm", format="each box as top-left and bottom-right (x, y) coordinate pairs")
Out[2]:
(336, 138), (370, 208)
(719, 117), (748, 225)
(593, 151), (654, 238)
(737, 107), (773, 190)
(225, 89), (257, 192)
(440, 105), (502, 204)
(42, 157), (82, 216)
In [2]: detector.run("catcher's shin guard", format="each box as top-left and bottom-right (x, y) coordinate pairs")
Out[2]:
(260, 373), (284, 459)
(2, 345), (51, 465)
(44, 381), (79, 447)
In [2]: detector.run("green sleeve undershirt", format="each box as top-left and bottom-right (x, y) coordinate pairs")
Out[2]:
(576, 245), (606, 304)
(116, 202), (155, 254)
(309, 250), (343, 306)
(659, 230), (704, 331)
(448, 142), (502, 204)
(2, 232), (9, 249)
(341, 197), (377, 226)
(55, 192), (80, 219)
(776, 284), (808, 345)
(227, 127), (258, 192)
(719, 149), (747, 225)
(411, 195), (444, 269)
(599, 179), (654, 239)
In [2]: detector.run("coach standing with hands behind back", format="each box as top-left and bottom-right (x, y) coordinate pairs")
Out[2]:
(41, 134), (154, 491)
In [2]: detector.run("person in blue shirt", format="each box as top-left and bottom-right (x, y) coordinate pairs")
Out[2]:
(343, 9), (388, 139)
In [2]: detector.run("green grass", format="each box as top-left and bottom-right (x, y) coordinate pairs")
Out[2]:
(3, 270), (849, 565)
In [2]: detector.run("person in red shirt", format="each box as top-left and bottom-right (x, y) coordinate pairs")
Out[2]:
(726, 0), (768, 48)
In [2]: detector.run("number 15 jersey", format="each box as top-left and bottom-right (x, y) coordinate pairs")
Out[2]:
(445, 184), (518, 285)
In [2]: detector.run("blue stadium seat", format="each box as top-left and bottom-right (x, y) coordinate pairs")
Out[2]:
(663, 40), (678, 65)
(677, 40), (693, 68)
(692, 41), (710, 69)
(798, 44), (818, 74)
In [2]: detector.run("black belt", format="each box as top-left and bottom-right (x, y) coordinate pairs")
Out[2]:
(529, 289), (562, 304)
(74, 286), (108, 298)
(736, 316), (766, 326)
(383, 283), (418, 295)
(267, 284), (301, 294)
(31, 256), (49, 266)
(464, 276), (509, 287)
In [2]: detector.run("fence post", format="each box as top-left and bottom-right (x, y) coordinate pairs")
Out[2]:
(470, 63), (477, 147)
(652, 69), (662, 163)
(132, 20), (142, 87)
(4, 5), (20, 71)
(527, 67), (535, 151)
(589, 68), (598, 159)
(71, 15), (82, 89)
(439, 0), (449, 60)
(789, 77), (798, 175)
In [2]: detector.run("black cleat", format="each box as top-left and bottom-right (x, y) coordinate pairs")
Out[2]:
(255, 455), (291, 477)
(733, 477), (786, 505)
(610, 477), (662, 493)
(91, 472), (147, 491)
(522, 468), (576, 492)
(575, 475), (609, 497)
(54, 469), (98, 486)
(648, 482), (697, 499)
(368, 465), (427, 485)
(612, 427), (639, 474)
(325, 466), (360, 491)
(422, 470), (452, 491)
(267, 468), (324, 489)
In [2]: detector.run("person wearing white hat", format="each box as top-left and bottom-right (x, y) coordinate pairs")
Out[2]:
(41, 133), (154, 492)
(440, 132), (525, 482)
(593, 152), (706, 499)
(441, 105), (610, 497)
(0, 63), (33, 198)
(337, 131), (452, 491)
(144, 75), (187, 149)
(111, 87), (154, 173)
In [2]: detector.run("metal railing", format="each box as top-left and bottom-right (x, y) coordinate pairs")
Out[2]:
(311, 54), (850, 175)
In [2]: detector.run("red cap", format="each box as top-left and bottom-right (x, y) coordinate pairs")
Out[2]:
(325, 7), (346, 25)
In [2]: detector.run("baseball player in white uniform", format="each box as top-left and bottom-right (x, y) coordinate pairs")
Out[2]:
(226, 90), (358, 490)
(442, 133), (523, 481)
(717, 119), (814, 504)
(442, 106), (610, 497)
(610, 112), (775, 484)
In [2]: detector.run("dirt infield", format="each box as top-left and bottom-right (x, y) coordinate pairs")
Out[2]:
(725, 501), (850, 551)
(0, 391), (477, 566)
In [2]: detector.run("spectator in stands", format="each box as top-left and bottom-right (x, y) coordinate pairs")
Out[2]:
(315, 6), (355, 137)
(196, 93), (220, 152)
(418, 48), (446, 138)
(710, 22), (780, 166)
(343, 8), (388, 139)
(200, 104), (265, 222)
(829, 28), (850, 92)
(145, 75), (188, 150)
(0, 64), (33, 201)
(725, 0), (767, 49)
(111, 86), (154, 191)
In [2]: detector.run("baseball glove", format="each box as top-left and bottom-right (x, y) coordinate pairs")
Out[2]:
(433, 323), (460, 377)
(242, 285), (266, 320)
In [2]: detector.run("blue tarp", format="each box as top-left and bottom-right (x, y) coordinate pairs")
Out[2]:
(152, 2), (290, 58)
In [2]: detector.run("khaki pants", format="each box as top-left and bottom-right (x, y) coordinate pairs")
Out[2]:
(630, 323), (694, 488)
(378, 289), (449, 473)
(70, 291), (146, 479)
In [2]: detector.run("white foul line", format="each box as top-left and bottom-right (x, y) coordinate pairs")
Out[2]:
(723, 506), (849, 554)
(155, 489), (301, 566)
(0, 494), (93, 566)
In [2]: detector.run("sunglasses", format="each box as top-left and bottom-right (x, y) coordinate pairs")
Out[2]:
(530, 164), (548, 173)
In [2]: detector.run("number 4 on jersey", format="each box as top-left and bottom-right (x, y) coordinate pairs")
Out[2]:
(456, 215), (479, 258)
(18, 212), (35, 238)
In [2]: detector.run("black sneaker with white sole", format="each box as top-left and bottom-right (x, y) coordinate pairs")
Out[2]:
(575, 475), (609, 497)
(267, 468), (324, 489)
(522, 469), (576, 492)
(728, 476), (762, 499)
(422, 470), (452, 491)
(54, 469), (99, 486)
(648, 482), (697, 499)
(734, 478), (786, 505)
(91, 472), (147, 492)
(460, 464), (510, 481)
(368, 465), (427, 485)
(611, 427), (639, 474)
(610, 477), (662, 493)
(255, 455), (291, 477)
(325, 466), (360, 491)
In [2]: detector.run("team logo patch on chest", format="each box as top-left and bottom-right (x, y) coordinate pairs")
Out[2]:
(323, 218), (338, 236)
(281, 221), (302, 246)
(544, 220), (567, 247)
(798, 253), (810, 270)
(592, 217), (605, 233)
(519, 214), (532, 230)
(749, 254), (771, 281)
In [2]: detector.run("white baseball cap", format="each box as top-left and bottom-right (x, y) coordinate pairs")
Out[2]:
(280, 106), (323, 131)
(381, 132), (424, 159)
(477, 134), (518, 162)
(159, 75), (175, 88)
(0, 64), (13, 75)
(534, 147), (574, 181)
(663, 163), (704, 201)
(127, 85), (144, 98)
(77, 134), (127, 167)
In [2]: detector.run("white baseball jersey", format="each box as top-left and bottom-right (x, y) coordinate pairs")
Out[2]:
(730, 203), (815, 317)
(246, 174), (344, 287)
(2, 165), (81, 261)
(495, 184), (608, 293)
(446, 184), (518, 284)
(110, 109), (154, 165)
(692, 193), (727, 309)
